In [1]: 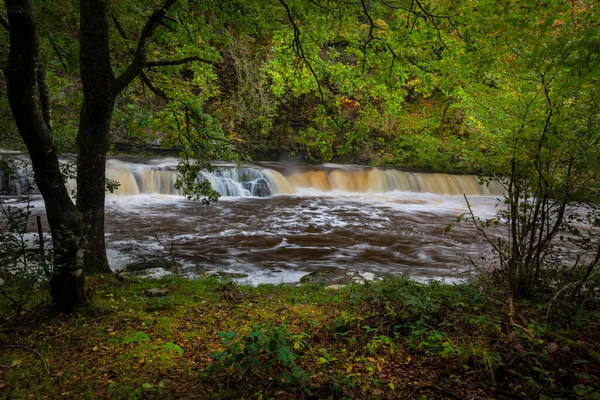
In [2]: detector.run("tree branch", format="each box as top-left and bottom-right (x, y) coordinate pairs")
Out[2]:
(146, 55), (215, 68)
(114, 0), (178, 95)
(139, 71), (168, 100)
(111, 14), (131, 43)
(278, 0), (333, 119)
(0, 13), (9, 31)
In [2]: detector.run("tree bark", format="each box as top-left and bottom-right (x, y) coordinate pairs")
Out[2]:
(76, 0), (115, 274)
(5, 0), (84, 312)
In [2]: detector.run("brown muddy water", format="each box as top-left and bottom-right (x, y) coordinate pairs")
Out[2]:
(99, 159), (504, 284)
(15, 159), (506, 284)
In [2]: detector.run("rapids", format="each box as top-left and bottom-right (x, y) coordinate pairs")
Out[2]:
(101, 159), (503, 283)
(6, 157), (505, 284)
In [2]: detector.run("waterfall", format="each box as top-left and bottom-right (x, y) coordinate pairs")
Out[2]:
(0, 158), (35, 196)
(284, 167), (502, 196)
(104, 160), (501, 197)
(105, 160), (291, 197)
(2, 157), (503, 198)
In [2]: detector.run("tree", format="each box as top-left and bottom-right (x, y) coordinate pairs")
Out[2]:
(460, 0), (600, 297)
(2, 0), (217, 311)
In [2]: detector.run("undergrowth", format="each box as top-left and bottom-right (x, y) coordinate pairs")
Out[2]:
(0, 275), (599, 399)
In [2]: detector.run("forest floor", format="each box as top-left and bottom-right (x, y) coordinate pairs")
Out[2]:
(1, 275), (599, 399)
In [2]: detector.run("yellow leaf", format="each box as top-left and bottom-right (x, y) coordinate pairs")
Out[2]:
(11, 359), (22, 367)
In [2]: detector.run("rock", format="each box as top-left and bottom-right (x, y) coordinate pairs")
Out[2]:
(300, 269), (354, 286)
(361, 272), (375, 281)
(242, 178), (270, 197)
(125, 260), (173, 272)
(144, 288), (170, 297)
(300, 268), (377, 286)
(325, 284), (346, 290)
(208, 271), (249, 279)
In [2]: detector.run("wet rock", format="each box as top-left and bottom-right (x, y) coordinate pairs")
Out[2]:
(124, 260), (173, 272)
(116, 273), (138, 284)
(300, 268), (378, 286)
(242, 178), (270, 197)
(144, 288), (170, 297)
(208, 271), (249, 279)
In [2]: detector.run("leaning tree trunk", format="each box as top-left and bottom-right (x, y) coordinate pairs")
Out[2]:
(76, 0), (116, 274)
(5, 0), (85, 312)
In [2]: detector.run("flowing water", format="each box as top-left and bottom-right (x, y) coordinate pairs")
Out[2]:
(5, 157), (506, 284)
(99, 159), (503, 283)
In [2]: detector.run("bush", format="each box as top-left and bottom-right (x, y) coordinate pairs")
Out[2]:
(209, 324), (310, 394)
(0, 160), (51, 316)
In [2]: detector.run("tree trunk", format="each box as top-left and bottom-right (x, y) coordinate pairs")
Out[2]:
(76, 100), (113, 274)
(76, 0), (116, 274)
(5, 0), (84, 312)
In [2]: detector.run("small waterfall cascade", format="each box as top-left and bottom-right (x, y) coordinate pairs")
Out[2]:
(199, 168), (291, 197)
(1, 157), (503, 198)
(0, 158), (35, 196)
(105, 159), (291, 197)
(285, 167), (503, 196)
(105, 160), (502, 197)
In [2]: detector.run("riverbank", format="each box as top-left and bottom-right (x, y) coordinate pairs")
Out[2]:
(1, 276), (598, 399)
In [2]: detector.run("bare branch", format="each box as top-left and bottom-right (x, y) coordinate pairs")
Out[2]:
(360, 0), (375, 74)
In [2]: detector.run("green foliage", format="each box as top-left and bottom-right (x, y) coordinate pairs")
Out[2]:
(210, 324), (309, 392)
(457, 0), (600, 297)
(0, 0), (490, 168)
(1, 276), (599, 398)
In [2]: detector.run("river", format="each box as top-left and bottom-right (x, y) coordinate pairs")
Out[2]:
(5, 157), (505, 284)
(99, 159), (503, 283)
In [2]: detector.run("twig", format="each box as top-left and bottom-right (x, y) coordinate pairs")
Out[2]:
(154, 234), (180, 277)
(509, 296), (534, 337)
(1, 344), (49, 374)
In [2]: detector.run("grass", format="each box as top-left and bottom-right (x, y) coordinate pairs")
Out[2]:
(1, 275), (599, 399)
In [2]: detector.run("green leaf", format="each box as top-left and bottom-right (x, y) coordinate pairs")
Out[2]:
(124, 331), (150, 343)
(163, 342), (184, 356)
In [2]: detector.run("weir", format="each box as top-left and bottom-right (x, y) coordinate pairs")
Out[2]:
(1, 157), (502, 197)
(103, 159), (502, 197)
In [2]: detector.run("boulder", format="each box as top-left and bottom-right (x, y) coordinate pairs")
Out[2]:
(300, 268), (376, 286)
(124, 260), (173, 272)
